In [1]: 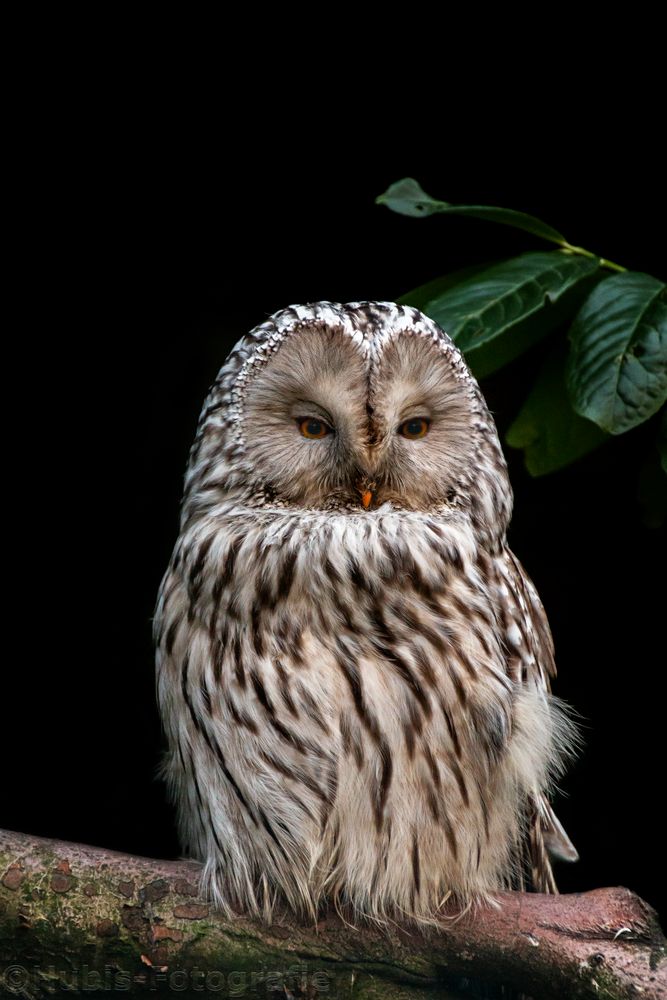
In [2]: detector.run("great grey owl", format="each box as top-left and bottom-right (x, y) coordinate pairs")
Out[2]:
(154, 300), (579, 929)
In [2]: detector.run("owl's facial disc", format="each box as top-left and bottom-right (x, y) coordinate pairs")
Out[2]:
(240, 324), (479, 512)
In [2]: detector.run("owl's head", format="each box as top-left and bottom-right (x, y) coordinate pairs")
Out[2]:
(183, 302), (512, 546)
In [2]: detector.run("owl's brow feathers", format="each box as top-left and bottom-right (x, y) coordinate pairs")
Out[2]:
(233, 302), (474, 453)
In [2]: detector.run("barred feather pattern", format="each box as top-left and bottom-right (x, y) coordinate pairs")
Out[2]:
(154, 301), (578, 928)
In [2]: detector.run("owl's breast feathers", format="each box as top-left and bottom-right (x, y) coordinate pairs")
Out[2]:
(155, 503), (577, 923)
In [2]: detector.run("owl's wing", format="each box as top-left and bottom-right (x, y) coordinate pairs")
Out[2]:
(497, 548), (578, 893)
(498, 548), (556, 690)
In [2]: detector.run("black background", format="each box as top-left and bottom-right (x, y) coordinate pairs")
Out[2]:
(4, 100), (665, 923)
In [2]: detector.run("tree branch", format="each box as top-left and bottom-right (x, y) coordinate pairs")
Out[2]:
(1, 829), (664, 999)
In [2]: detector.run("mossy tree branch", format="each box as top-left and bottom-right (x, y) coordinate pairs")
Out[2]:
(1, 830), (664, 999)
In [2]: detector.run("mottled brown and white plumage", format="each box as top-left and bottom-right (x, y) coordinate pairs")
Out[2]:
(154, 301), (578, 929)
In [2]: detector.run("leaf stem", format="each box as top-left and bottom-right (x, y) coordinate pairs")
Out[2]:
(557, 242), (627, 273)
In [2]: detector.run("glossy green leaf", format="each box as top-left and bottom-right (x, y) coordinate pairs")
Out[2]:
(397, 259), (508, 312)
(506, 346), (609, 476)
(566, 272), (667, 434)
(413, 251), (602, 378)
(376, 178), (568, 244)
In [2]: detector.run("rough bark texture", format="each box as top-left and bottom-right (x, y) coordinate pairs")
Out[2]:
(0, 829), (664, 999)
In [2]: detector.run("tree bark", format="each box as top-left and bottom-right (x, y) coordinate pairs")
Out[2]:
(0, 829), (664, 999)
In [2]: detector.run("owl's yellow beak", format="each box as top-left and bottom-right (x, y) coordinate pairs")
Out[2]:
(357, 479), (377, 509)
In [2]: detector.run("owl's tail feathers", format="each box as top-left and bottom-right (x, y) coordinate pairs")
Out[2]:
(527, 794), (578, 895)
(528, 809), (558, 895)
(538, 795), (579, 864)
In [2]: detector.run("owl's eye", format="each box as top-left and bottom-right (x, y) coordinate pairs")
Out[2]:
(297, 417), (332, 439)
(398, 417), (430, 439)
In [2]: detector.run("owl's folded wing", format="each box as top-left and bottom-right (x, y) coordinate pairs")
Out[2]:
(497, 547), (579, 892)
(497, 547), (556, 691)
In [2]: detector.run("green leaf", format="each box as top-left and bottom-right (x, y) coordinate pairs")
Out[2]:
(376, 178), (568, 244)
(397, 259), (508, 312)
(506, 345), (609, 476)
(413, 250), (602, 378)
(566, 272), (667, 434)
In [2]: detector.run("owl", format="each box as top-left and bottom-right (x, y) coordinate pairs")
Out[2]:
(154, 300), (579, 930)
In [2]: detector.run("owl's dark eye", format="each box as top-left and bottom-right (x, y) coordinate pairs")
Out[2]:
(398, 417), (430, 439)
(297, 417), (332, 439)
